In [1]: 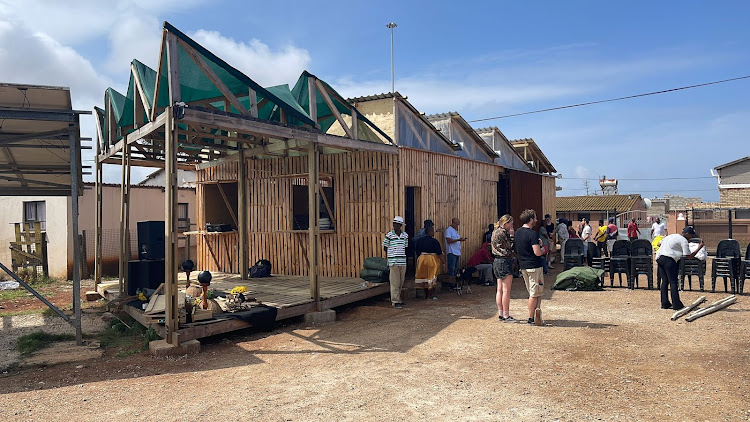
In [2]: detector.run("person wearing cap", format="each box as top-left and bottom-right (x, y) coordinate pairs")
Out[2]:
(445, 217), (467, 278)
(383, 216), (409, 309)
(655, 226), (704, 310)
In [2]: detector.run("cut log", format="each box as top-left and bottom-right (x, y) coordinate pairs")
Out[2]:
(671, 296), (706, 321)
(685, 297), (737, 322)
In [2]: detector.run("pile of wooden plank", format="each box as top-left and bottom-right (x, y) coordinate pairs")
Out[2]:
(671, 295), (737, 322)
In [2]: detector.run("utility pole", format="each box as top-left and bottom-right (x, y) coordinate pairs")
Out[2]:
(387, 22), (397, 93)
(583, 180), (590, 196)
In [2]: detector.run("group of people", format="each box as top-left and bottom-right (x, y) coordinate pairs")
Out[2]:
(381, 211), (705, 319)
(382, 210), (547, 325)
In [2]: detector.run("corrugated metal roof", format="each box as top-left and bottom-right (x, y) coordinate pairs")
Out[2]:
(347, 92), (400, 102)
(556, 194), (642, 212)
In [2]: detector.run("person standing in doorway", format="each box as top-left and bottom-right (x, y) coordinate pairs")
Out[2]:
(516, 209), (546, 326)
(651, 217), (667, 240)
(383, 216), (409, 309)
(445, 217), (467, 279)
(627, 218), (641, 241)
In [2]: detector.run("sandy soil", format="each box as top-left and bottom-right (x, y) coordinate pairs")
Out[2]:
(0, 273), (748, 421)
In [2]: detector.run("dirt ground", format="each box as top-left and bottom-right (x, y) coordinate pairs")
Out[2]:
(0, 271), (749, 421)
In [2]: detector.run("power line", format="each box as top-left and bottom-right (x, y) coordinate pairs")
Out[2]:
(561, 176), (716, 181)
(468, 75), (750, 123)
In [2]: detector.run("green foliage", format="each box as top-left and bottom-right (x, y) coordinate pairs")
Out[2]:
(17, 331), (75, 355)
(0, 289), (28, 301)
(98, 317), (162, 357)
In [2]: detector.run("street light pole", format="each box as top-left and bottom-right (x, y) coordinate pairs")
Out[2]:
(386, 22), (397, 93)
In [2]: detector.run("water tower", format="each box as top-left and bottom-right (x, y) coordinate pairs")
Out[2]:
(600, 176), (618, 195)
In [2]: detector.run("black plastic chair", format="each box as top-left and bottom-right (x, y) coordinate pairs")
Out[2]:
(589, 241), (609, 280)
(563, 238), (585, 270)
(711, 239), (741, 293)
(739, 243), (750, 295)
(679, 237), (706, 292)
(609, 239), (632, 288)
(629, 239), (653, 289)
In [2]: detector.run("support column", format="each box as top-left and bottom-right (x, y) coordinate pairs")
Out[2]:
(69, 126), (82, 345)
(94, 140), (103, 287)
(164, 107), (179, 345)
(238, 149), (248, 277)
(118, 139), (128, 295)
(307, 141), (320, 308)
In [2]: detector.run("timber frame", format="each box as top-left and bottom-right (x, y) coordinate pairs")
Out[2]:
(94, 23), (397, 346)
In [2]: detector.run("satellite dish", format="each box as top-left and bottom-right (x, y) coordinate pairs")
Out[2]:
(643, 198), (652, 209)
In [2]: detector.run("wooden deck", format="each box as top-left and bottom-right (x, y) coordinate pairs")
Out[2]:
(100, 273), (391, 341)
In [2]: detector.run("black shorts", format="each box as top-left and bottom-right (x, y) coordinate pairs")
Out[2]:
(493, 257), (513, 279)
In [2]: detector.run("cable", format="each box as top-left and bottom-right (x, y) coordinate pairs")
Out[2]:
(561, 176), (715, 181)
(468, 75), (750, 123)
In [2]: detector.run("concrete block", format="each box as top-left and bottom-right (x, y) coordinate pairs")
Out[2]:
(304, 309), (336, 324)
(149, 339), (201, 357)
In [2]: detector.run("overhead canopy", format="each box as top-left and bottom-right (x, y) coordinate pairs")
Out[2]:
(0, 83), (88, 196)
(97, 21), (395, 166)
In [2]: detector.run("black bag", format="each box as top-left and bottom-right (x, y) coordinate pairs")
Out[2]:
(249, 259), (272, 278)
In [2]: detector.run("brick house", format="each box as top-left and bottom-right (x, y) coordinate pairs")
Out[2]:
(712, 156), (750, 208)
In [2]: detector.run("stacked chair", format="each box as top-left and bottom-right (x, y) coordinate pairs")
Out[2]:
(679, 237), (706, 292)
(629, 239), (653, 289)
(711, 239), (742, 293)
(740, 244), (750, 294)
(609, 240), (632, 288)
(563, 238), (585, 271)
(590, 244), (610, 282)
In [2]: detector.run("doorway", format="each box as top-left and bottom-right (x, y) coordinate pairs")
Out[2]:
(497, 172), (510, 219)
(405, 186), (422, 276)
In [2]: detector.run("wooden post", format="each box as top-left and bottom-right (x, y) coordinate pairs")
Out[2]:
(94, 139), (103, 287)
(164, 107), (179, 345)
(238, 149), (248, 278)
(308, 76), (318, 128)
(308, 141), (320, 307)
(671, 295), (706, 321)
(685, 296), (737, 322)
(69, 127), (82, 345)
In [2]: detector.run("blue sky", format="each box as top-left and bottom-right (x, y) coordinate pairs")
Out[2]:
(1, 1), (748, 201)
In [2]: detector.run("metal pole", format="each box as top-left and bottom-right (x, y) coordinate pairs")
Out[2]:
(69, 125), (82, 345)
(728, 208), (733, 239)
(387, 22), (397, 93)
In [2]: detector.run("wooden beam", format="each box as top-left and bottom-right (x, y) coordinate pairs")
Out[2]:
(100, 157), (195, 171)
(308, 141), (320, 307)
(176, 37), (250, 117)
(319, 184), (336, 230)
(166, 32), (181, 105)
(131, 62), (152, 120)
(150, 30), (167, 122)
(315, 79), (353, 139)
(164, 106), (179, 345)
(350, 106), (358, 140)
(216, 183), (239, 228)
(94, 132), (103, 287)
(248, 88), (258, 118)
(195, 152), (239, 170)
(238, 148), (248, 277)
(307, 76), (318, 127)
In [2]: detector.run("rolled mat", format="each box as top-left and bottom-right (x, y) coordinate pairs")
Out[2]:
(363, 257), (389, 272)
(360, 268), (389, 280)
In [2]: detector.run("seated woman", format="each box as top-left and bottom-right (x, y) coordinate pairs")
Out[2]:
(467, 242), (494, 285)
(414, 225), (446, 300)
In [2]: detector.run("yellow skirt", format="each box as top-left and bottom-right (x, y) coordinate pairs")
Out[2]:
(415, 254), (442, 288)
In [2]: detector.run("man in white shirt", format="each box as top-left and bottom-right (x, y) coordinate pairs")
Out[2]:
(580, 218), (592, 255)
(655, 226), (704, 310)
(444, 217), (467, 277)
(555, 219), (569, 264)
(651, 217), (667, 239)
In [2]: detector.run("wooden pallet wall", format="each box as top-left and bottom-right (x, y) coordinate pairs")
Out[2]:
(196, 150), (399, 277)
(400, 147), (500, 267)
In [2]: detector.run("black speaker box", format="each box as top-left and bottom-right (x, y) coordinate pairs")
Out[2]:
(137, 221), (165, 260)
(128, 259), (165, 296)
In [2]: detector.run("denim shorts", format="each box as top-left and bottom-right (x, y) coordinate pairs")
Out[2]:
(493, 257), (513, 279)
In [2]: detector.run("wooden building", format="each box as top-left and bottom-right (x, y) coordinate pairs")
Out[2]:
(94, 22), (558, 346)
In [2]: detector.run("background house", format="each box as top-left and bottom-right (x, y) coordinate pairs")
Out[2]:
(556, 194), (647, 235)
(712, 156), (750, 208)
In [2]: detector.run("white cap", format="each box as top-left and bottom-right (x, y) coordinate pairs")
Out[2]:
(393, 216), (404, 225)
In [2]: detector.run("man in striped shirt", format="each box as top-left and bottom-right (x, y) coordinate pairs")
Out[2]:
(383, 216), (408, 309)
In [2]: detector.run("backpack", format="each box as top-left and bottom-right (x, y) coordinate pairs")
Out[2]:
(249, 259), (272, 278)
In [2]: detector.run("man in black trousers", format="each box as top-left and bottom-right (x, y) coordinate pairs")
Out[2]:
(654, 226), (704, 310)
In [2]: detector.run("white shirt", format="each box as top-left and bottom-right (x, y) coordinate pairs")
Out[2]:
(581, 224), (592, 242)
(652, 222), (667, 237)
(445, 226), (461, 256)
(655, 234), (691, 263)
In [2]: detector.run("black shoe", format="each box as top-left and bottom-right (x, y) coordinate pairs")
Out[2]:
(527, 318), (534, 324)
(673, 303), (685, 311)
(513, 273), (522, 278)
(661, 303), (672, 309)
(394, 302), (403, 309)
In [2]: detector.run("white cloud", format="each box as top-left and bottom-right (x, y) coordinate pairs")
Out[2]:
(190, 30), (312, 87)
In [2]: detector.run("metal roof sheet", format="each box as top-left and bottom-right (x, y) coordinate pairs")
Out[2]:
(556, 194), (642, 212)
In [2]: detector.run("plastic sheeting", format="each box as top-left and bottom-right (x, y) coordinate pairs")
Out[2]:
(477, 130), (531, 171)
(395, 102), (455, 154)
